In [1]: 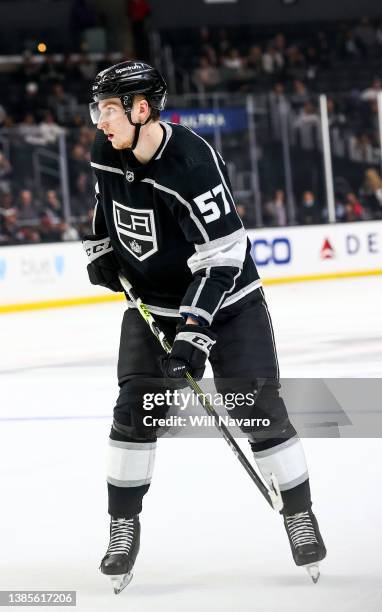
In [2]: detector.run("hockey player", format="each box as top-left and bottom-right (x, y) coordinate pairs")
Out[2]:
(83, 60), (326, 594)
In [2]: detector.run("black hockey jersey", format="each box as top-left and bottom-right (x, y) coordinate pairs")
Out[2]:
(90, 121), (262, 324)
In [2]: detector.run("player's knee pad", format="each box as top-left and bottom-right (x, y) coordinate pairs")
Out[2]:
(107, 422), (156, 489)
(113, 379), (171, 442)
(216, 378), (295, 438)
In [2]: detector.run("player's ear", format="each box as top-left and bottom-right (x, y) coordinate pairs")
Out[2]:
(138, 97), (150, 120)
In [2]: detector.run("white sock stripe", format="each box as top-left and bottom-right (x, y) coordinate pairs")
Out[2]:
(107, 443), (156, 485)
(109, 440), (156, 451)
(254, 437), (308, 488)
(253, 436), (299, 458)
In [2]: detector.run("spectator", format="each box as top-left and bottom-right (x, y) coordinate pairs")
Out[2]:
(48, 83), (77, 122)
(0, 152), (12, 194)
(0, 192), (16, 223)
(285, 45), (306, 80)
(222, 48), (244, 71)
(376, 20), (382, 46)
(197, 27), (215, 59)
(339, 29), (365, 59)
(17, 113), (44, 146)
(298, 190), (321, 224)
(262, 46), (284, 75)
(264, 190), (287, 226)
(305, 46), (319, 80)
(246, 46), (263, 76)
(290, 80), (310, 112)
(40, 111), (66, 145)
(78, 53), (98, 81)
(294, 102), (321, 150)
(359, 168), (382, 217)
(23, 82), (42, 119)
(61, 222), (80, 241)
(235, 202), (255, 228)
(269, 82), (290, 140)
(42, 189), (63, 221)
(71, 171), (94, 216)
(361, 77), (382, 102)
(344, 192), (364, 221)
(78, 208), (94, 236)
(193, 57), (221, 92)
(0, 211), (24, 245)
(17, 189), (40, 224)
(348, 133), (375, 163)
(327, 98), (347, 128)
(273, 33), (286, 55)
(0, 103), (8, 127)
(76, 125), (96, 149)
(333, 196), (346, 221)
(216, 28), (231, 56)
(38, 211), (63, 243)
(354, 18), (376, 50)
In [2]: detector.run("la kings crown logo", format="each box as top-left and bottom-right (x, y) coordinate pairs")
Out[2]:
(113, 200), (158, 261)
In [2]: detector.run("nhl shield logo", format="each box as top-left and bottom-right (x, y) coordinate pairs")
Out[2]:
(113, 201), (158, 261)
(125, 170), (135, 182)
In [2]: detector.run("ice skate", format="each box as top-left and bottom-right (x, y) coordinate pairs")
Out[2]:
(283, 509), (326, 583)
(100, 515), (140, 594)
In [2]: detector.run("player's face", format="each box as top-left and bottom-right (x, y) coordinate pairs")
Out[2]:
(97, 98), (135, 149)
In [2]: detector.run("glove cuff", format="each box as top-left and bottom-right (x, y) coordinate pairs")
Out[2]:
(176, 326), (216, 356)
(82, 234), (113, 263)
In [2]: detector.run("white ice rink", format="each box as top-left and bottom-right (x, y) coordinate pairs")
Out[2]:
(0, 276), (381, 612)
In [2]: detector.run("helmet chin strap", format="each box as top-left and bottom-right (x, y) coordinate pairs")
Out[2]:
(126, 111), (152, 151)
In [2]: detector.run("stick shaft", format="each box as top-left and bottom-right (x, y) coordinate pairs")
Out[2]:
(119, 274), (282, 511)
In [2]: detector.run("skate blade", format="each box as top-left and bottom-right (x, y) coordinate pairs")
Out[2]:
(110, 572), (133, 594)
(305, 563), (320, 584)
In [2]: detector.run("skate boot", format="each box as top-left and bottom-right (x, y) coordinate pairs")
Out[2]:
(100, 515), (140, 594)
(283, 509), (326, 583)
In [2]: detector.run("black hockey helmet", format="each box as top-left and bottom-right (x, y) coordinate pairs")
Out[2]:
(89, 60), (167, 124)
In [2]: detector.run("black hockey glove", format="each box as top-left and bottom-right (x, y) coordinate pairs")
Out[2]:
(82, 234), (123, 292)
(159, 323), (217, 381)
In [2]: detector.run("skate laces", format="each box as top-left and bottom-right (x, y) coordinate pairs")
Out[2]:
(285, 511), (318, 549)
(106, 518), (135, 556)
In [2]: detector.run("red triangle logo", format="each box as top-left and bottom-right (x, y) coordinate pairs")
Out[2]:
(320, 238), (335, 259)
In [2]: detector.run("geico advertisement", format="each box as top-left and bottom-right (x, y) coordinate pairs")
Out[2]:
(248, 220), (382, 278)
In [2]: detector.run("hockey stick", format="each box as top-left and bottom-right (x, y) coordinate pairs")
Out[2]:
(118, 273), (283, 512)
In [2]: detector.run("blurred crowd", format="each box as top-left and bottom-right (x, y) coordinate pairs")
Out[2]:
(1, 17), (382, 244)
(0, 52), (108, 246)
(236, 166), (382, 229)
(178, 18), (382, 94)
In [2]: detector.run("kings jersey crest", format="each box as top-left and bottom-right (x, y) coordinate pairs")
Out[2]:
(113, 201), (158, 261)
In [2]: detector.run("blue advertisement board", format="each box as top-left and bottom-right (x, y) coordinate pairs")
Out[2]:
(161, 107), (247, 135)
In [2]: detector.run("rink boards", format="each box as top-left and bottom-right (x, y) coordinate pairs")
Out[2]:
(0, 220), (381, 313)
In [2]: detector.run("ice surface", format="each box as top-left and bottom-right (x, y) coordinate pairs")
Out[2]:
(0, 276), (381, 611)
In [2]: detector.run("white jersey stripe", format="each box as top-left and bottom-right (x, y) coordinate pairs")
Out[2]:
(141, 177), (210, 243)
(91, 162), (124, 175)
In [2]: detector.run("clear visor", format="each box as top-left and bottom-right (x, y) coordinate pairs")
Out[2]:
(89, 101), (125, 125)
(89, 102), (101, 125)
